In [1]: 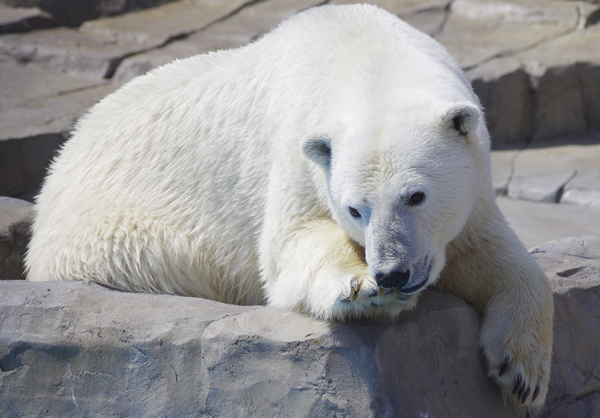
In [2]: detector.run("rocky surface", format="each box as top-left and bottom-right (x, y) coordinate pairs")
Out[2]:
(0, 235), (598, 417)
(1, 0), (600, 203)
(0, 197), (33, 281)
(531, 236), (600, 418)
(2, 2), (599, 416)
(491, 134), (600, 212)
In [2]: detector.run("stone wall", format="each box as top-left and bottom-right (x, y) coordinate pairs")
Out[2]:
(1, 236), (599, 417)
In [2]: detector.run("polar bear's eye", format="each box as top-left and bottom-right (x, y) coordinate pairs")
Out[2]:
(408, 192), (426, 206)
(349, 207), (361, 218)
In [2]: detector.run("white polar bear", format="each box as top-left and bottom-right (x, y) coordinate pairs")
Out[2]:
(26, 4), (553, 410)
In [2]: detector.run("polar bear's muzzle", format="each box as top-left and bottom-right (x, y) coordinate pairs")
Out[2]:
(373, 256), (432, 295)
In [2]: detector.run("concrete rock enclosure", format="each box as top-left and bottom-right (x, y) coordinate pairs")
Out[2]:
(2, 0), (600, 203)
(2, 0), (600, 416)
(1, 236), (599, 417)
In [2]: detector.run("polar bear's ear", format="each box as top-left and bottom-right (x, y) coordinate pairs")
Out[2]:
(301, 135), (332, 169)
(444, 103), (481, 138)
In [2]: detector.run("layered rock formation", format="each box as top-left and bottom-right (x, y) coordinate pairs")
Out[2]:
(0, 236), (599, 417)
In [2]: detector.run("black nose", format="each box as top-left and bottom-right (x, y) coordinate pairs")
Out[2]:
(375, 270), (410, 290)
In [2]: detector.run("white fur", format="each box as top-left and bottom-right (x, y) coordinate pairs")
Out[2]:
(26, 5), (553, 410)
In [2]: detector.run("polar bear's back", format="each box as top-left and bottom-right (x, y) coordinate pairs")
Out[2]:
(27, 48), (271, 304)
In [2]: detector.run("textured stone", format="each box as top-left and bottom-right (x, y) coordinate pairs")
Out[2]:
(0, 0), (178, 27)
(436, 0), (581, 70)
(0, 0), (253, 79)
(490, 148), (519, 195)
(332, 0), (450, 35)
(496, 197), (600, 248)
(0, 280), (524, 418)
(466, 16), (600, 147)
(508, 170), (575, 203)
(0, 63), (120, 198)
(115, 0), (328, 83)
(531, 236), (600, 418)
(1, 236), (599, 416)
(533, 65), (589, 141)
(0, 5), (58, 33)
(0, 63), (117, 139)
(562, 186), (600, 210)
(0, 197), (32, 280)
(472, 69), (534, 149)
(508, 138), (600, 208)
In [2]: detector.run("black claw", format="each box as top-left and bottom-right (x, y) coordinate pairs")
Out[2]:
(521, 387), (531, 404)
(532, 385), (540, 403)
(512, 375), (522, 395)
(518, 385), (526, 401)
(498, 355), (510, 377)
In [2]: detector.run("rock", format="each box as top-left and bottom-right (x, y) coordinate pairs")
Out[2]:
(562, 187), (600, 210)
(331, 0), (450, 35)
(0, 0), (178, 27)
(0, 197), (33, 280)
(472, 69), (534, 149)
(1, 236), (599, 416)
(531, 236), (600, 418)
(0, 5), (59, 34)
(465, 10), (600, 147)
(490, 148), (519, 196)
(437, 0), (582, 71)
(508, 170), (575, 203)
(496, 197), (600, 248)
(0, 0), (253, 80)
(0, 280), (523, 418)
(508, 137), (600, 207)
(0, 62), (119, 197)
(115, 0), (329, 83)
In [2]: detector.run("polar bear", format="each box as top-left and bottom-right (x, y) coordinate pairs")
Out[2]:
(26, 4), (553, 410)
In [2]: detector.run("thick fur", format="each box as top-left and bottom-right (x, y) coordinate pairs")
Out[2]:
(26, 4), (553, 410)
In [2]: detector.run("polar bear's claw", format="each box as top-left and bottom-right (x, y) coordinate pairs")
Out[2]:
(498, 355), (510, 376)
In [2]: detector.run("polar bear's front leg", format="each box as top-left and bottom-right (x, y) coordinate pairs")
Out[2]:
(261, 218), (417, 320)
(439, 197), (553, 411)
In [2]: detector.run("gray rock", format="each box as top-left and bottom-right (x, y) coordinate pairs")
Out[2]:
(0, 0), (178, 27)
(0, 197), (32, 280)
(0, 5), (58, 34)
(496, 196), (600, 248)
(115, 0), (328, 83)
(466, 11), (600, 147)
(437, 0), (582, 70)
(531, 236), (600, 418)
(0, 62), (119, 197)
(508, 170), (575, 203)
(0, 0), (252, 80)
(472, 69), (534, 149)
(332, 0), (450, 36)
(0, 132), (66, 198)
(2, 236), (600, 416)
(0, 281), (523, 418)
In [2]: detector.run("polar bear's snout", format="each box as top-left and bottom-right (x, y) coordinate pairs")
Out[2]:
(372, 256), (432, 294)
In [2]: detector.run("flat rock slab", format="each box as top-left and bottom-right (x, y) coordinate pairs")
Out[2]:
(496, 196), (600, 248)
(0, 197), (33, 281)
(491, 135), (600, 209)
(531, 236), (600, 418)
(114, 0), (327, 83)
(1, 236), (600, 417)
(0, 6), (58, 34)
(0, 281), (515, 418)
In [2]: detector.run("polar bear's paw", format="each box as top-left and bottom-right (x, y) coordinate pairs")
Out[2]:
(481, 326), (551, 411)
(335, 274), (418, 320)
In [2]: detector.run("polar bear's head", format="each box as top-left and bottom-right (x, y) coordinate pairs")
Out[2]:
(302, 101), (488, 295)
